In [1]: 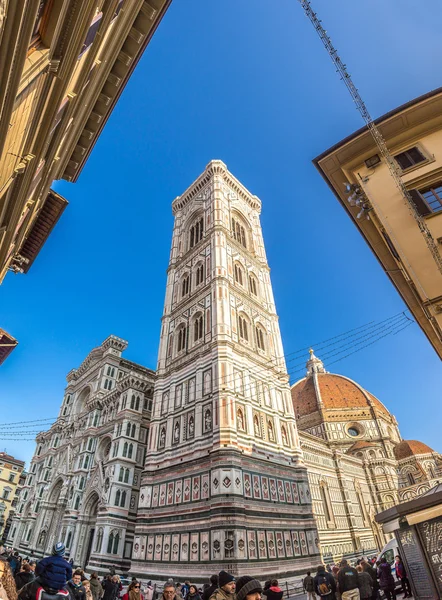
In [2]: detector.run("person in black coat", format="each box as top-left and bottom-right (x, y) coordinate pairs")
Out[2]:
(202, 576), (218, 600)
(314, 565), (336, 599)
(102, 575), (119, 600)
(262, 580), (283, 600)
(67, 572), (86, 600)
(15, 563), (35, 591)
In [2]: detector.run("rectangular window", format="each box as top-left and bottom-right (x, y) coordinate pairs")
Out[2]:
(8, 474), (14, 482)
(409, 183), (442, 216)
(394, 146), (426, 170)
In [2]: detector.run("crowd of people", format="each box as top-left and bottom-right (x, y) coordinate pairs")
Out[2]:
(0, 542), (412, 600)
(302, 555), (411, 600)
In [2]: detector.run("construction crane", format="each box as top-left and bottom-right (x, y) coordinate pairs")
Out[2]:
(298, 0), (442, 277)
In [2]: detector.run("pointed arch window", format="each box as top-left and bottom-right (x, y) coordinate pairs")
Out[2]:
(74, 496), (80, 510)
(249, 275), (258, 296)
(112, 532), (120, 555)
(189, 217), (204, 249)
(195, 263), (204, 286)
(126, 423), (131, 436)
(238, 315), (249, 342)
(66, 531), (72, 548)
(122, 442), (128, 458)
(177, 325), (187, 353)
(255, 326), (265, 351)
(107, 532), (114, 554)
(181, 274), (191, 298)
(194, 314), (204, 342)
(124, 469), (130, 484)
(234, 263), (244, 286)
(95, 528), (103, 552)
(135, 397), (140, 411)
(232, 217), (247, 248)
(118, 468), (124, 482)
(120, 490), (127, 508)
(131, 424), (136, 438)
(128, 444), (133, 459)
(115, 490), (121, 506)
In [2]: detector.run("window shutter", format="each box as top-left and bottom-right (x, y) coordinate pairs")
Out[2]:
(395, 153), (412, 170)
(409, 189), (431, 217)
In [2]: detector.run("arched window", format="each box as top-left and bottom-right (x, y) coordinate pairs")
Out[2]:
(194, 314), (204, 342)
(189, 217), (204, 249)
(123, 442), (128, 458)
(195, 263), (204, 286)
(120, 490), (127, 508)
(131, 424), (136, 438)
(115, 490), (121, 506)
(135, 397), (140, 411)
(95, 528), (103, 552)
(124, 469), (130, 484)
(128, 444), (133, 459)
(407, 472), (415, 486)
(79, 476), (85, 490)
(66, 531), (72, 547)
(126, 423), (131, 436)
(249, 275), (258, 296)
(74, 496), (80, 510)
(232, 217), (247, 248)
(130, 394), (135, 409)
(107, 532), (114, 554)
(181, 274), (191, 298)
(177, 326), (187, 353)
(83, 455), (89, 469)
(238, 315), (249, 342)
(112, 532), (120, 555)
(234, 263), (244, 286)
(255, 326), (265, 351)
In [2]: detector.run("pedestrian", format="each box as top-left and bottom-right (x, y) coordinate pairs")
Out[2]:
(182, 582), (190, 600)
(123, 581), (143, 600)
(187, 585), (201, 600)
(377, 561), (396, 600)
(331, 567), (340, 600)
(337, 560), (360, 600)
(145, 581), (154, 600)
(202, 576), (218, 600)
(83, 580), (94, 600)
(360, 560), (378, 600)
(7, 553), (20, 577)
(209, 571), (236, 600)
(313, 565), (336, 599)
(162, 583), (180, 600)
(15, 564), (34, 591)
(235, 576), (262, 600)
(175, 584), (184, 600)
(262, 580), (283, 600)
(90, 573), (103, 600)
(67, 572), (86, 600)
(303, 572), (316, 600)
(0, 558), (18, 600)
(35, 542), (73, 591)
(355, 567), (372, 600)
(102, 575), (119, 600)
(394, 556), (411, 598)
(28, 562), (36, 574)
(113, 576), (123, 599)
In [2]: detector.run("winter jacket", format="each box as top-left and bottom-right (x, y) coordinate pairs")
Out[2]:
(357, 572), (372, 599)
(337, 566), (360, 593)
(263, 587), (283, 600)
(313, 571), (336, 597)
(90, 579), (103, 600)
(202, 586), (217, 600)
(395, 561), (406, 579)
(377, 563), (395, 591)
(15, 571), (35, 591)
(209, 589), (234, 600)
(67, 581), (86, 600)
(303, 576), (315, 593)
(187, 594), (201, 600)
(18, 579), (70, 600)
(35, 555), (73, 590)
(102, 580), (119, 600)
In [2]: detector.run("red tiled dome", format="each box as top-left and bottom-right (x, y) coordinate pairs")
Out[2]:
(393, 440), (434, 460)
(291, 373), (390, 418)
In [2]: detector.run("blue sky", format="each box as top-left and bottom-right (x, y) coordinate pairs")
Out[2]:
(1, 0), (441, 465)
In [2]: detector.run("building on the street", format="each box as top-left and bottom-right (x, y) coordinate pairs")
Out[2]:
(293, 350), (442, 564)
(132, 160), (319, 581)
(0, 453), (25, 538)
(3, 468), (27, 542)
(8, 335), (155, 571)
(314, 88), (442, 359)
(8, 161), (442, 575)
(0, 0), (171, 283)
(0, 328), (18, 365)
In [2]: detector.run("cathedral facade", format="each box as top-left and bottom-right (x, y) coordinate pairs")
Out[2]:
(8, 162), (441, 577)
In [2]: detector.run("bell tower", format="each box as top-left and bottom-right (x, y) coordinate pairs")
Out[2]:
(132, 160), (318, 579)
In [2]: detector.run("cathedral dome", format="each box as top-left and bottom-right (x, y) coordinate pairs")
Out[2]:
(291, 351), (391, 419)
(393, 440), (435, 460)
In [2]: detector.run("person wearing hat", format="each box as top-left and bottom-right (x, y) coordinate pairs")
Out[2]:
(209, 571), (236, 600)
(235, 577), (262, 600)
(35, 542), (73, 591)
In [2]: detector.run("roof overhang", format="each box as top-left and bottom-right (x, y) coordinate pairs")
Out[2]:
(0, 329), (18, 365)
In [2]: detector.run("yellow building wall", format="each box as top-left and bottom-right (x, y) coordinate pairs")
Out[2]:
(0, 459), (24, 533)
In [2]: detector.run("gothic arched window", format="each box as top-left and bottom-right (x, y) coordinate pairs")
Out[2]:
(195, 263), (204, 286)
(232, 217), (247, 248)
(131, 424), (136, 438)
(95, 528), (103, 552)
(255, 326), (265, 351)
(238, 315), (249, 342)
(126, 423), (131, 436)
(234, 263), (244, 286)
(74, 496), (80, 510)
(122, 442), (128, 457)
(249, 275), (258, 296)
(130, 394), (135, 409)
(124, 469), (130, 484)
(120, 491), (127, 508)
(181, 274), (191, 298)
(112, 532), (120, 555)
(135, 396), (140, 411)
(128, 443), (133, 459)
(107, 532), (114, 554)
(194, 314), (204, 342)
(189, 217), (204, 249)
(66, 531), (72, 547)
(118, 468), (124, 482)
(177, 325), (187, 353)
(115, 490), (121, 506)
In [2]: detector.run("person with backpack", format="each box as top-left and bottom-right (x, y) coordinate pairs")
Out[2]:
(314, 565), (336, 600)
(337, 560), (360, 600)
(303, 572), (316, 600)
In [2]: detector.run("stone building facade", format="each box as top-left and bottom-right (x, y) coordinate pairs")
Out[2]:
(293, 350), (442, 564)
(8, 336), (154, 572)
